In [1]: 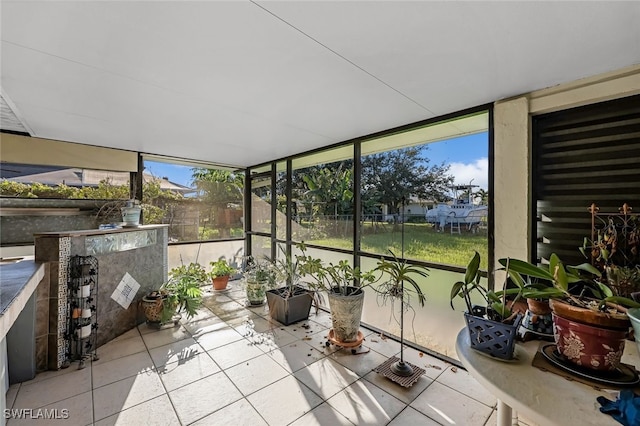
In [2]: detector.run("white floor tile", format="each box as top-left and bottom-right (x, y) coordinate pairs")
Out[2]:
(93, 335), (147, 365)
(92, 351), (155, 389)
(13, 366), (91, 409)
(168, 372), (243, 425)
(225, 353), (289, 396)
(265, 341), (326, 373)
(191, 398), (268, 426)
(179, 307), (215, 325)
(93, 371), (166, 421)
(411, 381), (494, 426)
(193, 325), (244, 351)
(437, 365), (497, 407)
(157, 352), (220, 392)
(7, 391), (92, 426)
(140, 325), (191, 350)
(329, 345), (389, 377)
(110, 327), (140, 343)
(148, 337), (201, 368)
(207, 338), (265, 369)
(387, 406), (441, 426)
(289, 402), (354, 426)
(247, 376), (323, 425)
(285, 321), (327, 339)
(182, 315), (226, 336)
(365, 332), (402, 358)
(94, 394), (180, 426)
(327, 379), (406, 425)
(294, 357), (360, 400)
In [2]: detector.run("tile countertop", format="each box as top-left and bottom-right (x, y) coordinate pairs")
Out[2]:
(0, 257), (45, 339)
(33, 224), (168, 238)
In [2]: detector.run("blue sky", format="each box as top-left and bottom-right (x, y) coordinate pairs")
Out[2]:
(145, 131), (489, 189)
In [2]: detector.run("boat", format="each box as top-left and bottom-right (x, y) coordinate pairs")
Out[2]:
(425, 183), (487, 233)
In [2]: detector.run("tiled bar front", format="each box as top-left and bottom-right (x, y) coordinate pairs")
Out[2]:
(34, 225), (168, 370)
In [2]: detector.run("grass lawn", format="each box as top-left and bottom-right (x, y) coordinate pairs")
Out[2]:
(308, 222), (488, 269)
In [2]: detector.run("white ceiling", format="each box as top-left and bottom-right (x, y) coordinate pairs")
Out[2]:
(2, 1), (639, 169)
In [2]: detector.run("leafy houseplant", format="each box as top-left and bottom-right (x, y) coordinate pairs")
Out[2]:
(141, 263), (204, 324)
(297, 244), (377, 343)
(451, 252), (522, 360)
(208, 258), (236, 291)
(580, 205), (640, 298)
(501, 253), (640, 371)
(244, 257), (275, 306)
(374, 250), (429, 376)
(267, 245), (315, 325)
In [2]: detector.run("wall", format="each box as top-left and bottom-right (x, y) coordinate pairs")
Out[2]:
(492, 64), (640, 272)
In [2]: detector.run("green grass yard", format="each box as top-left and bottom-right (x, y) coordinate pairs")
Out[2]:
(308, 222), (488, 270)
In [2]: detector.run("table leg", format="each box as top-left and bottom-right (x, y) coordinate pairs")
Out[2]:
(496, 399), (513, 426)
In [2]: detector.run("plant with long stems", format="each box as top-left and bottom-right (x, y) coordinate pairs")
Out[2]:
(374, 250), (429, 309)
(500, 253), (640, 311)
(450, 251), (515, 321)
(296, 242), (377, 296)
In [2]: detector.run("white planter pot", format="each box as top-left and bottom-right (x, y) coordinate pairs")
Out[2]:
(76, 324), (91, 339)
(81, 309), (92, 319)
(76, 285), (91, 298)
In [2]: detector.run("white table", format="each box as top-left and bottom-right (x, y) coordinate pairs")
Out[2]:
(455, 328), (640, 426)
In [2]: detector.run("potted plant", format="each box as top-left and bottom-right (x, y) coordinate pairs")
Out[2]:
(244, 256), (275, 306)
(297, 244), (377, 343)
(141, 262), (204, 324)
(266, 245), (315, 325)
(579, 206), (640, 298)
(208, 258), (236, 291)
(501, 253), (640, 371)
(451, 251), (523, 360)
(374, 250), (429, 376)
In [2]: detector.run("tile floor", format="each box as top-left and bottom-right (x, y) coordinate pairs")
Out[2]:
(6, 282), (538, 425)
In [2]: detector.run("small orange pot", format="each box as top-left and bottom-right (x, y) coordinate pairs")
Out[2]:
(212, 275), (230, 291)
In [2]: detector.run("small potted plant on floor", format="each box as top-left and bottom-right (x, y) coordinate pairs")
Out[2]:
(244, 256), (275, 306)
(451, 252), (523, 360)
(141, 263), (204, 324)
(208, 258), (236, 291)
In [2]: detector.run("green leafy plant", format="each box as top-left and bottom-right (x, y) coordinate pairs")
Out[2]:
(499, 253), (640, 311)
(149, 263), (204, 322)
(450, 251), (515, 321)
(208, 258), (236, 279)
(244, 256), (276, 285)
(374, 250), (429, 308)
(296, 242), (377, 296)
(169, 262), (208, 284)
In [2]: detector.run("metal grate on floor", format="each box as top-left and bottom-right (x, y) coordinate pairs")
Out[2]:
(374, 356), (425, 388)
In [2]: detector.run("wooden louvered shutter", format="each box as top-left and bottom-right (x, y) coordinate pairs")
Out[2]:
(532, 94), (640, 264)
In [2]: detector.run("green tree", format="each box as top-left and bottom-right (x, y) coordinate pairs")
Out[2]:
(361, 147), (453, 223)
(191, 169), (244, 238)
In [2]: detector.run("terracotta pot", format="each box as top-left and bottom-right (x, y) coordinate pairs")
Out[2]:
(549, 299), (630, 330)
(527, 298), (551, 315)
(552, 313), (627, 371)
(212, 275), (230, 291)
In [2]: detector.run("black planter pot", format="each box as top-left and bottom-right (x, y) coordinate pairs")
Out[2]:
(266, 286), (313, 325)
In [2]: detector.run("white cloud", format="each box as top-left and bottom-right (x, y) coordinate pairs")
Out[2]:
(447, 158), (488, 190)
